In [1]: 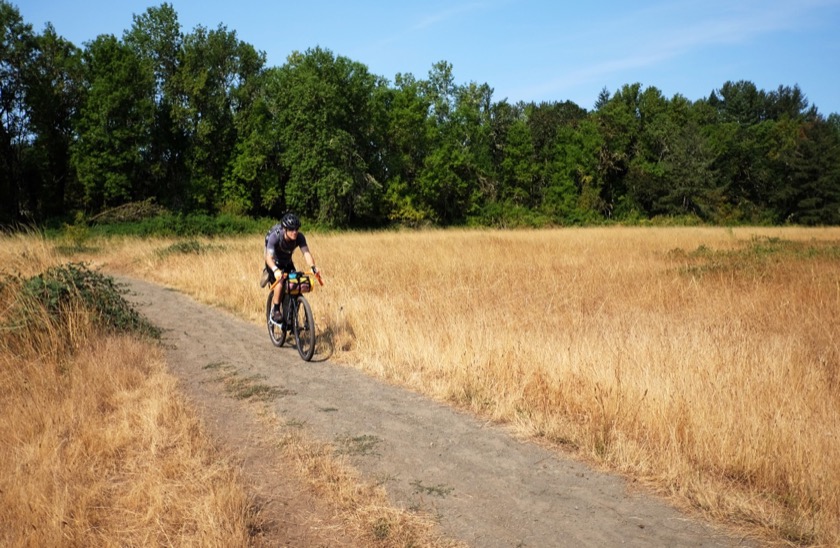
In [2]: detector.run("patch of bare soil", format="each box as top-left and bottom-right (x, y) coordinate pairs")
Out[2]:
(119, 276), (759, 547)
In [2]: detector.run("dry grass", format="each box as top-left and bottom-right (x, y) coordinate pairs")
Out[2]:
(0, 233), (255, 547)
(89, 225), (840, 546)
(1, 231), (459, 547)
(259, 409), (465, 547)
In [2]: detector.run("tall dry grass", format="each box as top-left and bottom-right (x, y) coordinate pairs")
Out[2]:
(0, 232), (255, 546)
(95, 226), (839, 546)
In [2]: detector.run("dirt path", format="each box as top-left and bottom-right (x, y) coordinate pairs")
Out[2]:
(120, 275), (756, 547)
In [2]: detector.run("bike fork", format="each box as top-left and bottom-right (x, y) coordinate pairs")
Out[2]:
(281, 296), (294, 330)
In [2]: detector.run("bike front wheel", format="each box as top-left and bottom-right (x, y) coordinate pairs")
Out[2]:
(266, 289), (287, 347)
(292, 295), (316, 361)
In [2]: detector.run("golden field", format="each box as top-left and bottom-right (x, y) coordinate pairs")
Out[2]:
(0, 234), (254, 546)
(0, 232), (463, 547)
(98, 225), (839, 546)
(4, 225), (839, 546)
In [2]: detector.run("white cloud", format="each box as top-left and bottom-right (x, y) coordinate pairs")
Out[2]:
(515, 0), (839, 100)
(413, 3), (487, 30)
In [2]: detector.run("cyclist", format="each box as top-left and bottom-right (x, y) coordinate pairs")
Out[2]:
(264, 212), (319, 323)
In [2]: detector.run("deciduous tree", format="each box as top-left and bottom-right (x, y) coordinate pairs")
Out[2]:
(71, 34), (154, 210)
(0, 1), (35, 222)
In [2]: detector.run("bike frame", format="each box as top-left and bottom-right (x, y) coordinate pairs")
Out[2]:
(266, 271), (318, 361)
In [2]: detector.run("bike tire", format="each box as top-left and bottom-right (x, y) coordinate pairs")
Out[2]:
(292, 295), (316, 361)
(266, 289), (287, 347)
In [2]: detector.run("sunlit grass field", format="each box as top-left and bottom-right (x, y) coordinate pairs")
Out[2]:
(11, 225), (840, 545)
(0, 234), (255, 546)
(0, 232), (462, 547)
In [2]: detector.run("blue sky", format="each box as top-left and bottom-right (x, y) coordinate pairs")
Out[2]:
(16, 0), (840, 114)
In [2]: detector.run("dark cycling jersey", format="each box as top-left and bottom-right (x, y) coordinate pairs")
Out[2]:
(265, 223), (308, 270)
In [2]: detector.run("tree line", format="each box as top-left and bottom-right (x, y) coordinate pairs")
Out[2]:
(3, 1), (839, 228)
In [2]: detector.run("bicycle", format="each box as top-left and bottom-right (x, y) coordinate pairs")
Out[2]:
(265, 270), (322, 361)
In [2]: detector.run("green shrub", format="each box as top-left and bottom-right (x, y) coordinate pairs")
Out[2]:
(20, 263), (159, 338)
(156, 239), (210, 257)
(87, 198), (168, 224)
(87, 212), (273, 237)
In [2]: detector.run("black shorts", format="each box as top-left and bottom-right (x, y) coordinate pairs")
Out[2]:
(266, 262), (296, 284)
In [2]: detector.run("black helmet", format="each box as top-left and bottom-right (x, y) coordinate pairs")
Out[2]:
(281, 212), (301, 230)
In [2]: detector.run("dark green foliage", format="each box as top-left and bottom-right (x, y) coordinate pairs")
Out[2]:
(172, 24), (265, 212)
(0, 2), (37, 224)
(2, 0), (839, 229)
(768, 119), (840, 224)
(88, 198), (168, 224)
(86, 211), (272, 237)
(20, 263), (159, 338)
(71, 34), (155, 210)
(20, 25), (84, 221)
(671, 236), (840, 278)
(265, 47), (386, 226)
(156, 239), (205, 256)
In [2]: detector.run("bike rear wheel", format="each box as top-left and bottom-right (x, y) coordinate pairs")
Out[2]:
(266, 289), (287, 347)
(292, 295), (316, 361)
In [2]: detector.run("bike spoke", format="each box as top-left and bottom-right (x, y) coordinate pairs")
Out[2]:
(293, 296), (316, 361)
(266, 289), (286, 347)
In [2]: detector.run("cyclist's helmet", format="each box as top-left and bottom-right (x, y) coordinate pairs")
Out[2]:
(281, 212), (301, 230)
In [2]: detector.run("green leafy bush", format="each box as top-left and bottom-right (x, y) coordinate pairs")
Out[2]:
(87, 212), (273, 237)
(87, 198), (168, 224)
(20, 263), (159, 338)
(156, 239), (210, 257)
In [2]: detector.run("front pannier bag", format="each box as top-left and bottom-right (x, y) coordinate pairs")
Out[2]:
(287, 272), (312, 295)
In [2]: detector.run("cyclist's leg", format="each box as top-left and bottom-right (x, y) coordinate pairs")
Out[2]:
(271, 262), (294, 304)
(271, 262), (295, 318)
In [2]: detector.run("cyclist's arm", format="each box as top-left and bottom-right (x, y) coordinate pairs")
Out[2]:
(300, 245), (316, 271)
(265, 249), (279, 271)
(265, 242), (284, 275)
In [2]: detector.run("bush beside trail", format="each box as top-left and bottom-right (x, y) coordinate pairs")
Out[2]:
(16, 262), (160, 339)
(0, 255), (258, 546)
